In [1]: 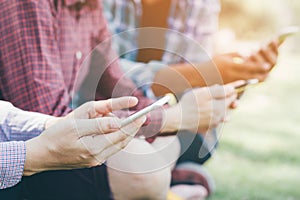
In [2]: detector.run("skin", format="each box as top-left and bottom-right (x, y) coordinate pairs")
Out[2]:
(106, 82), (242, 200)
(152, 40), (280, 96)
(23, 97), (146, 176)
(161, 82), (241, 134)
(17, 0), (265, 198)
(22, 85), (240, 200)
(114, 0), (279, 199)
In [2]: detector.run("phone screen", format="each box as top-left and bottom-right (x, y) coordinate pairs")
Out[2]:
(120, 95), (171, 127)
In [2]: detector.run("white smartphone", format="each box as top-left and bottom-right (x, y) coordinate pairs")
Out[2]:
(277, 26), (299, 44)
(120, 95), (171, 127)
(235, 79), (259, 94)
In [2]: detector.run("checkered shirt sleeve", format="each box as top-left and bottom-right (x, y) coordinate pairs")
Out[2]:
(0, 101), (52, 189)
(0, 141), (26, 189)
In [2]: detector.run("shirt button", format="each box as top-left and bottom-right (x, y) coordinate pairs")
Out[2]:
(76, 51), (82, 60)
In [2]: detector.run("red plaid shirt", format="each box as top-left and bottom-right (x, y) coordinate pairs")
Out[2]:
(0, 0), (162, 136)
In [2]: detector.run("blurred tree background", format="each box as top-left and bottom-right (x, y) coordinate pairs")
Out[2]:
(220, 0), (299, 40)
(205, 0), (300, 200)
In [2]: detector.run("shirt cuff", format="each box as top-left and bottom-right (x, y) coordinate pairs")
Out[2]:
(0, 141), (26, 189)
(0, 101), (14, 126)
(8, 109), (55, 141)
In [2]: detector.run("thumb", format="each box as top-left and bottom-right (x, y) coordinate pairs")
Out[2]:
(71, 97), (138, 119)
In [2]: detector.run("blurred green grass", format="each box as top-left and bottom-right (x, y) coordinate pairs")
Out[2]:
(206, 45), (300, 200)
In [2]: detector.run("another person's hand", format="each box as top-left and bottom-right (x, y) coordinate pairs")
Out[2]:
(162, 81), (242, 133)
(213, 40), (279, 83)
(248, 40), (279, 71)
(24, 97), (146, 176)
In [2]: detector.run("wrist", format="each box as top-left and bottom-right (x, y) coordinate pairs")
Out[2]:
(24, 136), (50, 176)
(45, 117), (60, 129)
(160, 105), (181, 133)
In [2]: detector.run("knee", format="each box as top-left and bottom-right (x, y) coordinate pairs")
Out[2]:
(109, 167), (171, 200)
(107, 138), (174, 173)
(107, 139), (171, 200)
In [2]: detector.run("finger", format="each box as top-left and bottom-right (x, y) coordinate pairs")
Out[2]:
(78, 132), (132, 166)
(213, 93), (236, 112)
(259, 47), (278, 67)
(226, 80), (246, 88)
(90, 130), (131, 155)
(268, 40), (279, 54)
(91, 116), (146, 150)
(75, 117), (122, 137)
(228, 68), (254, 81)
(213, 93), (236, 116)
(211, 94), (236, 126)
(94, 97), (139, 115)
(209, 84), (235, 99)
(104, 112), (116, 117)
(94, 136), (133, 163)
(227, 52), (243, 57)
(241, 59), (271, 74)
(89, 117), (145, 156)
(248, 72), (269, 82)
(250, 50), (265, 64)
(225, 92), (238, 108)
(119, 116), (147, 137)
(74, 97), (139, 119)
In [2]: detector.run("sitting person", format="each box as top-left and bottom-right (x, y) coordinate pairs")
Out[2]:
(0, 1), (241, 200)
(0, 97), (144, 196)
(103, 0), (279, 198)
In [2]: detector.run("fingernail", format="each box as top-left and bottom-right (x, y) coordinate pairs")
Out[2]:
(263, 63), (271, 70)
(138, 116), (147, 124)
(129, 97), (138, 105)
(110, 118), (121, 129)
(233, 100), (239, 108)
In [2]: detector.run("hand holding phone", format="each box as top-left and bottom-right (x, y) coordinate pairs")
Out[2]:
(120, 94), (173, 127)
(235, 79), (259, 94)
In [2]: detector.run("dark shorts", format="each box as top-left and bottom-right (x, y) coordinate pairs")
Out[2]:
(177, 130), (217, 165)
(0, 165), (111, 200)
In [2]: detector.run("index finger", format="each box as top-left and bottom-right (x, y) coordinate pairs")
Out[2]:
(94, 96), (138, 115)
(209, 84), (235, 99)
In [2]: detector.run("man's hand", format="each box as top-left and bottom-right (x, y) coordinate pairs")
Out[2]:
(24, 97), (146, 176)
(214, 40), (279, 83)
(162, 82), (242, 133)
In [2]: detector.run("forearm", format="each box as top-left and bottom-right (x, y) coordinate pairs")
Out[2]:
(152, 61), (223, 96)
(23, 136), (50, 176)
(0, 141), (26, 189)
